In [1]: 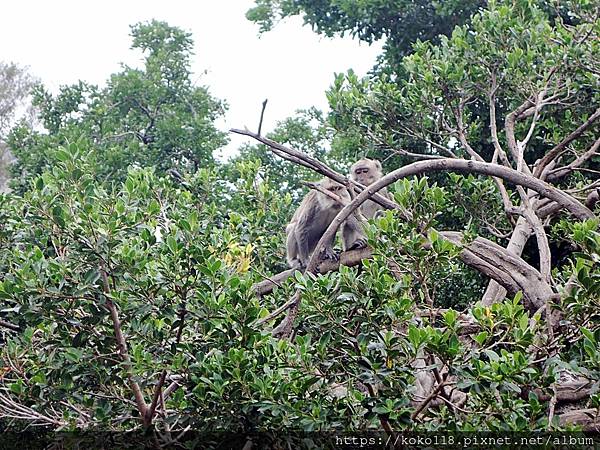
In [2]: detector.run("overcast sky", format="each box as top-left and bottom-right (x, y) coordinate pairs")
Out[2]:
(1, 0), (383, 157)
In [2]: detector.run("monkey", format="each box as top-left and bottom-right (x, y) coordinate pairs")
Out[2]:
(286, 178), (367, 268)
(339, 158), (390, 252)
(349, 158), (390, 219)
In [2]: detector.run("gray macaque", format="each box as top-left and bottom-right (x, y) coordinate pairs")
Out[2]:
(349, 158), (389, 219)
(340, 158), (389, 251)
(286, 178), (366, 268)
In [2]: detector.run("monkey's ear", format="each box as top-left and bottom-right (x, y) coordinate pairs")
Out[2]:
(375, 160), (382, 169)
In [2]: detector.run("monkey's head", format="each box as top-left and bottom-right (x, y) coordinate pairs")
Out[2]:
(319, 178), (350, 207)
(350, 158), (382, 186)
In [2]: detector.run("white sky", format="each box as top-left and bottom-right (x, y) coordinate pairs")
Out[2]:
(1, 0), (383, 158)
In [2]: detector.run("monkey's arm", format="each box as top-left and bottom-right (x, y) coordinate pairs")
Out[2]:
(342, 215), (368, 251)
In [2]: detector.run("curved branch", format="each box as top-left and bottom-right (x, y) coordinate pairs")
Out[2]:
(301, 158), (593, 310)
(307, 158), (594, 275)
(441, 232), (553, 309)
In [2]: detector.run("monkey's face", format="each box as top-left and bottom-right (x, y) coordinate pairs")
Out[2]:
(351, 161), (381, 186)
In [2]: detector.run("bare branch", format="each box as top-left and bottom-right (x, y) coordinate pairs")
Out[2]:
(487, 79), (516, 221)
(257, 99), (268, 136)
(535, 107), (600, 178)
(505, 98), (535, 168)
(230, 128), (398, 211)
(546, 136), (600, 182)
(0, 319), (19, 331)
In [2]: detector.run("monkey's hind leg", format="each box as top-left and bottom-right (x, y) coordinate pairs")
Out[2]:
(286, 226), (305, 269)
(319, 234), (340, 262)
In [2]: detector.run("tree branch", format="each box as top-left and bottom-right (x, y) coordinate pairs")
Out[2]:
(230, 128), (399, 211)
(535, 107), (600, 178)
(257, 99), (268, 136)
(546, 136), (600, 182)
(0, 318), (20, 331)
(100, 266), (149, 426)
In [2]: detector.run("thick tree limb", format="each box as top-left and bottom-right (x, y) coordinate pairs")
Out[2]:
(306, 160), (593, 280)
(239, 130), (594, 334)
(264, 158), (592, 336)
(482, 197), (569, 305)
(535, 378), (594, 403)
(441, 232), (553, 310)
(559, 409), (600, 431)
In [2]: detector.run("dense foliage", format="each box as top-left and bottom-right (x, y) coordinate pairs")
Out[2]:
(1, 1), (599, 446)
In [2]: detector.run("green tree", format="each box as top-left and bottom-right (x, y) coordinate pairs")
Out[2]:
(8, 20), (227, 193)
(0, 62), (37, 192)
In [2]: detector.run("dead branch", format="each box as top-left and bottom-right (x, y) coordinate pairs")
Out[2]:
(257, 99), (268, 136)
(0, 319), (20, 331)
(0, 389), (68, 427)
(230, 128), (398, 212)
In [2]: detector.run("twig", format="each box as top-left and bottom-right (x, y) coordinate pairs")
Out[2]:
(411, 380), (452, 420)
(0, 319), (20, 331)
(257, 99), (268, 136)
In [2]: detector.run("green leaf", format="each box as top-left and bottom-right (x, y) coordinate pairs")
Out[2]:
(485, 349), (500, 362)
(166, 235), (178, 254)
